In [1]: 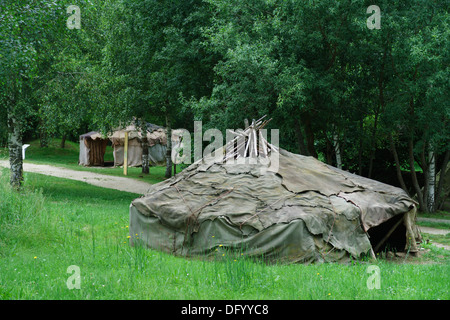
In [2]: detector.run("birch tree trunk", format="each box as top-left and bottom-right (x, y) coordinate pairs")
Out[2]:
(165, 115), (172, 179)
(333, 132), (342, 169)
(426, 144), (436, 212)
(7, 112), (23, 190)
(420, 145), (429, 210)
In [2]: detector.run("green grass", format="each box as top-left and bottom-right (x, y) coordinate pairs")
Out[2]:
(418, 221), (450, 231)
(422, 233), (450, 247)
(419, 211), (450, 220)
(0, 168), (449, 300)
(417, 211), (450, 229)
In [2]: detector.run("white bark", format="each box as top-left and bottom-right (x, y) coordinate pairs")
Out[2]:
(165, 115), (172, 178)
(333, 133), (342, 169)
(427, 144), (436, 212)
(8, 112), (23, 189)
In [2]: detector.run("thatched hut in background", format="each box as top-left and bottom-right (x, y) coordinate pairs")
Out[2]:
(79, 131), (108, 166)
(108, 123), (182, 167)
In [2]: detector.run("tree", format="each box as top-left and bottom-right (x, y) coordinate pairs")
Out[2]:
(36, 0), (107, 149)
(99, 0), (216, 177)
(0, 0), (65, 189)
(190, 0), (371, 164)
(380, 0), (450, 212)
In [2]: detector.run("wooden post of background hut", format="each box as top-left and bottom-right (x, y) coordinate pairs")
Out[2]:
(124, 130), (129, 176)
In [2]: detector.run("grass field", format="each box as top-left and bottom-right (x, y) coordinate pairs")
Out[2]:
(0, 140), (449, 300)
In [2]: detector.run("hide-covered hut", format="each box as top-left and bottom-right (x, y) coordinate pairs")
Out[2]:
(79, 131), (108, 166)
(129, 118), (421, 264)
(108, 123), (167, 167)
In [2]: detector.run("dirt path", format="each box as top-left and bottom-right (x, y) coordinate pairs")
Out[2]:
(0, 160), (152, 195)
(417, 226), (450, 250)
(418, 226), (449, 235)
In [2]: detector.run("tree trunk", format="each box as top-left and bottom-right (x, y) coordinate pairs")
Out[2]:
(39, 126), (49, 148)
(426, 144), (436, 212)
(368, 105), (381, 179)
(420, 145), (429, 211)
(325, 136), (333, 165)
(369, 42), (387, 178)
(436, 149), (449, 211)
(293, 117), (308, 156)
(358, 118), (364, 176)
(60, 134), (67, 149)
(7, 112), (23, 190)
(165, 114), (172, 179)
(408, 138), (425, 210)
(333, 132), (342, 169)
(301, 112), (317, 158)
(141, 135), (149, 174)
(389, 134), (409, 196)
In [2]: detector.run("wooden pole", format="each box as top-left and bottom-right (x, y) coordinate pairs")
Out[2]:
(124, 131), (129, 176)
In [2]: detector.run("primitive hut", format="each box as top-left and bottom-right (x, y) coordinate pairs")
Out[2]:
(129, 118), (421, 263)
(79, 131), (108, 166)
(108, 123), (167, 167)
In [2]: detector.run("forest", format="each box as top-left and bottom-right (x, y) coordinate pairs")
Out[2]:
(1, 0), (449, 213)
